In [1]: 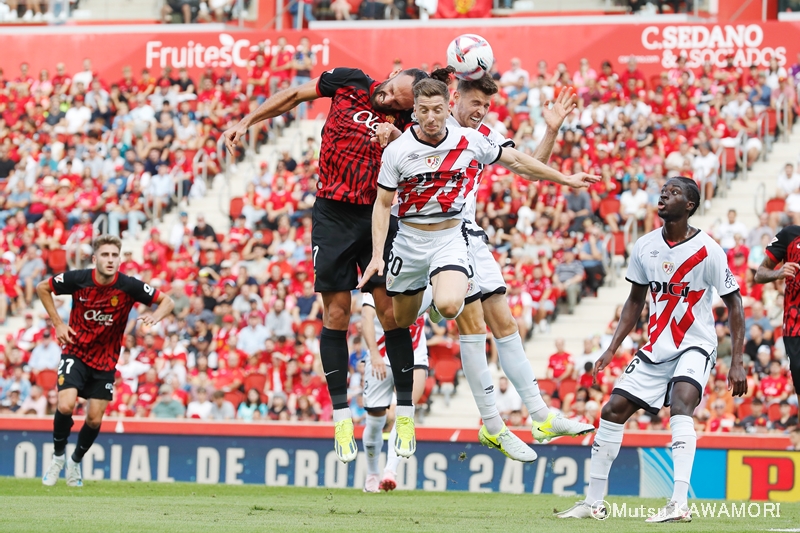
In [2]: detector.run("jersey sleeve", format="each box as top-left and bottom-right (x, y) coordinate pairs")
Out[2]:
(316, 68), (371, 98)
(707, 242), (740, 297)
(467, 128), (503, 165)
(625, 238), (649, 286)
(49, 270), (84, 295)
(479, 124), (515, 148)
(377, 144), (401, 191)
(122, 275), (160, 306)
(765, 228), (789, 264)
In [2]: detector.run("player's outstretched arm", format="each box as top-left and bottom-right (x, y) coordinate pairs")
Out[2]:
(722, 290), (748, 397)
(361, 303), (386, 381)
(223, 77), (321, 155)
(532, 87), (578, 164)
(137, 292), (175, 326)
(35, 279), (76, 345)
(497, 147), (599, 189)
(594, 283), (648, 377)
(357, 187), (394, 290)
(754, 255), (799, 284)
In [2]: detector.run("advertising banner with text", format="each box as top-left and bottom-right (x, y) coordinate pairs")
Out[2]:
(0, 22), (798, 90)
(0, 418), (795, 500)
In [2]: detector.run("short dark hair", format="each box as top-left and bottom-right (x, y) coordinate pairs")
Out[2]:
(457, 74), (498, 96)
(401, 65), (454, 85)
(672, 177), (701, 217)
(413, 78), (449, 102)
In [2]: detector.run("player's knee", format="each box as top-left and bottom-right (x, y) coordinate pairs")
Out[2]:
(669, 397), (696, 417)
(436, 299), (462, 321)
(85, 416), (102, 429)
(323, 301), (350, 330)
(600, 401), (627, 425)
(57, 402), (75, 416)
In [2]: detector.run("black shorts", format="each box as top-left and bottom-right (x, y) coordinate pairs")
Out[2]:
(311, 197), (397, 293)
(57, 354), (115, 401)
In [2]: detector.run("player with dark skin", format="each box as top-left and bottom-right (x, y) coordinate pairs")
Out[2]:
(594, 178), (748, 426)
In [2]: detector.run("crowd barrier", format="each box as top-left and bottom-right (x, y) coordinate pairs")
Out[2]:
(0, 417), (797, 501)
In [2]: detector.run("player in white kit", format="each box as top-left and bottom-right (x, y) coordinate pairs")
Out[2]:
(557, 177), (747, 522)
(447, 74), (595, 443)
(360, 292), (428, 492)
(360, 78), (598, 462)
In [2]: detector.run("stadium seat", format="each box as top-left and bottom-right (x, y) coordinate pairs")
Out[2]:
(598, 197), (621, 223)
(47, 249), (67, 274)
(36, 369), (58, 391)
(428, 343), (458, 366)
(223, 390), (245, 407)
(737, 401), (752, 420)
(558, 378), (577, 400)
(433, 358), (461, 407)
(764, 197), (786, 214)
(229, 197), (244, 220)
(768, 402), (782, 422)
(243, 374), (267, 395)
(537, 378), (557, 397)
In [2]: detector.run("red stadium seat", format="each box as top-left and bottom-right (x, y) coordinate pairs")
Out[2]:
(428, 343), (458, 366)
(243, 373), (267, 395)
(598, 197), (621, 222)
(418, 375), (436, 406)
(433, 358), (461, 388)
(36, 369), (58, 391)
(768, 402), (783, 422)
(47, 249), (67, 274)
(558, 378), (577, 400)
(737, 401), (752, 420)
(765, 197), (786, 214)
(536, 378), (557, 397)
(224, 390), (245, 408)
(229, 197), (244, 220)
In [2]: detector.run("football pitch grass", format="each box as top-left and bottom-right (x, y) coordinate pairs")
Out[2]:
(2, 478), (799, 533)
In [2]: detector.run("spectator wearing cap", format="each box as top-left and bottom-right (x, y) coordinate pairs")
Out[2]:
(193, 214), (219, 251)
(28, 329), (61, 372)
(150, 384), (186, 419)
(553, 248), (584, 314)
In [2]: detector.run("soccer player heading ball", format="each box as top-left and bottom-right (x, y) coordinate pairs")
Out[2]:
(38, 235), (175, 487)
(557, 177), (747, 522)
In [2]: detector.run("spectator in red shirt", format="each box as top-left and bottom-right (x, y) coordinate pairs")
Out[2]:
(547, 338), (574, 383)
(760, 360), (790, 405)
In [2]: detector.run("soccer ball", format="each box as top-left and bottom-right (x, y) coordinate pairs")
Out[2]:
(446, 34), (495, 81)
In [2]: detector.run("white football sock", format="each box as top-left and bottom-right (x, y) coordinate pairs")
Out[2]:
(418, 286), (433, 317)
(585, 419), (624, 505)
(460, 334), (504, 434)
(385, 422), (399, 475)
(495, 332), (549, 422)
(396, 405), (415, 419)
(332, 408), (352, 423)
(670, 415), (696, 506)
(363, 413), (386, 476)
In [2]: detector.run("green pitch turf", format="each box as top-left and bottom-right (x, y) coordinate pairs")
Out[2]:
(1, 477), (798, 533)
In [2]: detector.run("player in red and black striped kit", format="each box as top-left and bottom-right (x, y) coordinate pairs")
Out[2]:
(755, 225), (800, 409)
(36, 235), (174, 487)
(224, 65), (453, 462)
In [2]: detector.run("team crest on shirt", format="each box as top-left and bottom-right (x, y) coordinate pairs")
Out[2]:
(662, 262), (675, 275)
(110, 295), (119, 307)
(385, 115), (395, 124)
(58, 375), (64, 386)
(386, 275), (394, 288)
(425, 156), (441, 169)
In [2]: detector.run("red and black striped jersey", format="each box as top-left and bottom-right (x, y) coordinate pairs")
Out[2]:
(315, 68), (413, 205)
(765, 225), (800, 337)
(49, 269), (160, 371)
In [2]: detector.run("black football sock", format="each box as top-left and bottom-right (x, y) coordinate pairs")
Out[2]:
(383, 327), (415, 406)
(71, 423), (101, 463)
(320, 327), (350, 410)
(53, 410), (74, 457)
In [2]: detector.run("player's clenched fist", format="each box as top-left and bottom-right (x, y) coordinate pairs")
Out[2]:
(727, 363), (748, 397)
(223, 122), (248, 156)
(777, 262), (800, 279)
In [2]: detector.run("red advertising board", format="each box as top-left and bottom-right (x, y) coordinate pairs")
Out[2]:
(0, 21), (798, 87)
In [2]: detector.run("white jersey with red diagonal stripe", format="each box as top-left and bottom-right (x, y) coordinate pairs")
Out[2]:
(377, 124), (503, 224)
(445, 115), (514, 229)
(625, 229), (739, 363)
(362, 293), (427, 366)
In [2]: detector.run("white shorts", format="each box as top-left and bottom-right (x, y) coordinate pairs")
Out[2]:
(363, 342), (428, 410)
(467, 230), (506, 298)
(531, 299), (555, 312)
(612, 350), (716, 414)
(386, 221), (480, 302)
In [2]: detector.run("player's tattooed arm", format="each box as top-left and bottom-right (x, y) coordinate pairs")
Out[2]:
(754, 255), (799, 284)
(594, 282), (648, 377)
(721, 290), (748, 397)
(533, 87), (578, 165)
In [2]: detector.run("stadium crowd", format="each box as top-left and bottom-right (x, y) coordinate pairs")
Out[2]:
(0, 42), (798, 437)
